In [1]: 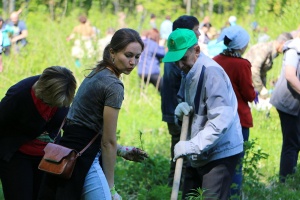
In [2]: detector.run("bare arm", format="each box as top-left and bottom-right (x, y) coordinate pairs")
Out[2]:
(286, 65), (300, 94)
(66, 27), (77, 41)
(11, 30), (28, 43)
(101, 106), (119, 189)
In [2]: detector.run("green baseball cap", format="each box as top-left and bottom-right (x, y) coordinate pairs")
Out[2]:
(162, 28), (198, 63)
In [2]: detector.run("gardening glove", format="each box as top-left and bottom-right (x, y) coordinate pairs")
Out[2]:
(254, 91), (259, 104)
(110, 185), (122, 200)
(259, 87), (269, 99)
(117, 145), (149, 162)
(175, 102), (192, 121)
(173, 141), (200, 162)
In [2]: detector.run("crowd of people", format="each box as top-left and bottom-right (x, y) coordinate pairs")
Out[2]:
(0, 10), (300, 200)
(159, 14), (300, 200)
(0, 9), (28, 72)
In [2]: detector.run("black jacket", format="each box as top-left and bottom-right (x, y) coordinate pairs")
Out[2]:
(0, 76), (68, 161)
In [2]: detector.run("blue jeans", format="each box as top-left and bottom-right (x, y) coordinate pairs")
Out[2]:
(81, 152), (111, 199)
(230, 127), (249, 199)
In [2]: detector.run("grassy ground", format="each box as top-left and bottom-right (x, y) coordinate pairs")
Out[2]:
(0, 5), (300, 199)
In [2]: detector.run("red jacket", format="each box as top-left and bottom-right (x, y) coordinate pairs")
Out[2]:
(214, 54), (256, 127)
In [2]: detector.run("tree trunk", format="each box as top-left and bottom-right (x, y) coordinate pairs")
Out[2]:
(218, 0), (222, 14)
(61, 0), (68, 20)
(186, 0), (191, 15)
(49, 0), (55, 20)
(208, 0), (213, 16)
(113, 0), (119, 14)
(8, 0), (15, 14)
(198, 0), (204, 18)
(2, 0), (8, 19)
(249, 0), (256, 14)
(128, 0), (135, 14)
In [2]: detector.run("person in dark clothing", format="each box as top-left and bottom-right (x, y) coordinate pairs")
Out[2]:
(270, 36), (300, 183)
(0, 66), (77, 200)
(160, 15), (200, 187)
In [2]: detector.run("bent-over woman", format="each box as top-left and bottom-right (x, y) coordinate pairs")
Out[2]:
(0, 66), (77, 200)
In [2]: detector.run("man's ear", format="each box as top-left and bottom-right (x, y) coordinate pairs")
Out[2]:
(194, 44), (201, 56)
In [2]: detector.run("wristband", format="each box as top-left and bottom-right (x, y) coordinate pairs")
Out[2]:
(110, 185), (117, 195)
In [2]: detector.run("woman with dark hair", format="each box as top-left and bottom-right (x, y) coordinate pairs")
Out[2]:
(0, 66), (77, 200)
(38, 28), (146, 200)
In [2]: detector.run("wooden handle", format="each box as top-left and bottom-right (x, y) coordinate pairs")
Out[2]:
(171, 114), (190, 200)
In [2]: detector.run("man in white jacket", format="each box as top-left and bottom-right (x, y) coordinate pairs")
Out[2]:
(162, 29), (243, 200)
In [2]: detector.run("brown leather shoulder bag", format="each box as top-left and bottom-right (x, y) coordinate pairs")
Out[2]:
(38, 119), (99, 179)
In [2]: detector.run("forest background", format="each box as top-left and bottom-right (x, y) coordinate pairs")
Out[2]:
(0, 0), (300, 199)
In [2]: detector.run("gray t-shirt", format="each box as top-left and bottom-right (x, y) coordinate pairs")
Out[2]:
(67, 68), (124, 133)
(284, 49), (298, 68)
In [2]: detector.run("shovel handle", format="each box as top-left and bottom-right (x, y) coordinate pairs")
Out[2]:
(171, 114), (190, 200)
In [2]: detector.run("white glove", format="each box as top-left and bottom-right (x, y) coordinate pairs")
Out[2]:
(110, 185), (122, 200)
(173, 141), (199, 162)
(175, 102), (192, 120)
(260, 87), (268, 98)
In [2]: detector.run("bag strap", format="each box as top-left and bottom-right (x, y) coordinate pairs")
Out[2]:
(77, 133), (100, 156)
(194, 66), (206, 113)
(53, 118), (66, 142)
(54, 118), (100, 157)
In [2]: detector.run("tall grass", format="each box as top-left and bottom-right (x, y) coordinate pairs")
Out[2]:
(1, 2), (300, 199)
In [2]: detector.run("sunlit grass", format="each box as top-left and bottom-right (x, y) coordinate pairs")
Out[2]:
(1, 4), (300, 198)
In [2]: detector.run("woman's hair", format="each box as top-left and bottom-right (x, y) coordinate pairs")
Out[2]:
(223, 35), (232, 46)
(93, 28), (144, 76)
(34, 66), (77, 107)
(145, 28), (160, 43)
(173, 15), (199, 31)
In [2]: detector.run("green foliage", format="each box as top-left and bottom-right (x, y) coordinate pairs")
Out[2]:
(115, 154), (170, 199)
(240, 166), (300, 200)
(1, 1), (300, 199)
(243, 139), (269, 195)
(186, 188), (215, 200)
(137, 0), (182, 17)
(0, 183), (3, 199)
(138, 185), (173, 200)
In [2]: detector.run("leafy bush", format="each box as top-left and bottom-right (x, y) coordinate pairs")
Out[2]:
(1, 1), (300, 199)
(243, 139), (269, 189)
(115, 154), (170, 199)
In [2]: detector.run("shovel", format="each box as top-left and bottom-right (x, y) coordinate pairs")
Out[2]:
(170, 114), (190, 200)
